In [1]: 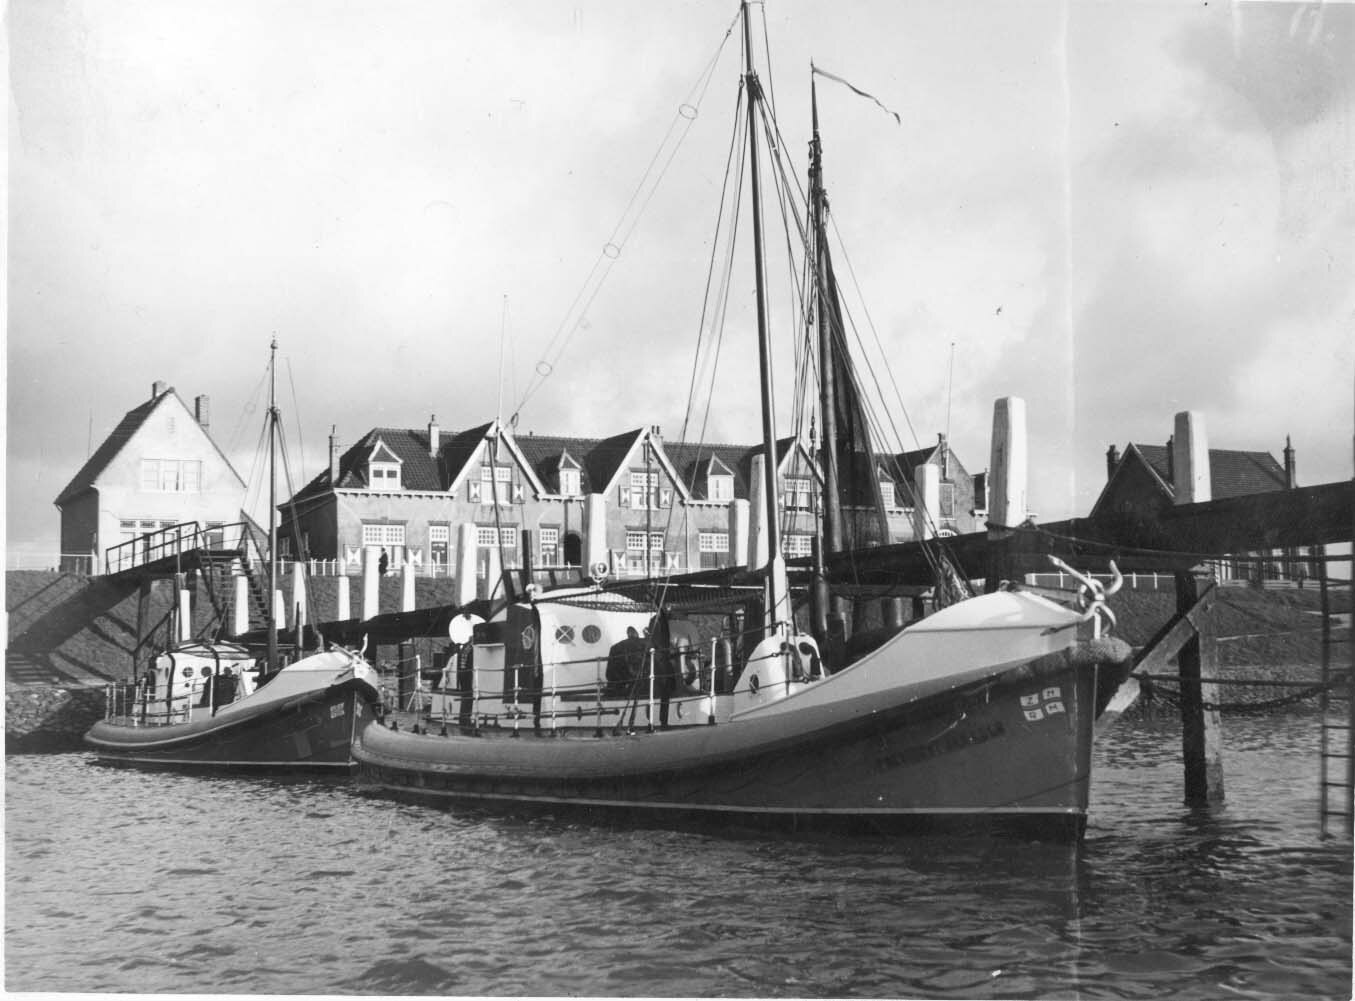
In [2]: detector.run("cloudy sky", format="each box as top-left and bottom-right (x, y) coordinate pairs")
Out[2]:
(7, 0), (1353, 561)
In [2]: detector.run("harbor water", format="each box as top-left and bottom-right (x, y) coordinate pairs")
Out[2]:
(5, 712), (1352, 998)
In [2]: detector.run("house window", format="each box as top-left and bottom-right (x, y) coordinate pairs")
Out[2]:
(540, 527), (559, 564)
(650, 533), (664, 551)
(480, 465), (512, 484)
(879, 480), (896, 508)
(361, 523), (405, 548)
(369, 463), (400, 491)
(626, 531), (648, 552)
(784, 534), (814, 558)
(708, 474), (734, 501)
(559, 469), (581, 496)
(476, 526), (517, 548)
(628, 471), (662, 509)
(139, 459), (203, 493)
(784, 477), (812, 510)
(699, 531), (730, 569)
(429, 525), (450, 567)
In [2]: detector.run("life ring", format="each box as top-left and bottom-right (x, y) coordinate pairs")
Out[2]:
(589, 561), (610, 582)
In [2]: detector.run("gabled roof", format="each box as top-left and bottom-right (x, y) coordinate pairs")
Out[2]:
(54, 387), (243, 506)
(513, 434), (607, 494)
(1132, 444), (1287, 499)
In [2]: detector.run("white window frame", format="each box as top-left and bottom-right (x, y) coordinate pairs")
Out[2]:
(784, 476), (812, 510)
(708, 474), (734, 501)
(698, 532), (730, 552)
(559, 469), (581, 496)
(140, 459), (203, 494)
(784, 534), (814, 558)
(362, 523), (406, 547)
(879, 480), (896, 508)
(626, 531), (648, 552)
(369, 462), (401, 491)
(428, 525), (450, 543)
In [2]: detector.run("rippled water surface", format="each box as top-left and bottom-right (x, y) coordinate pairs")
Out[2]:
(5, 713), (1352, 998)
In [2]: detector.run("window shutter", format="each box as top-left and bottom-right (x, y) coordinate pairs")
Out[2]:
(660, 488), (672, 508)
(618, 486), (629, 508)
(468, 481), (482, 502)
(512, 484), (525, 504)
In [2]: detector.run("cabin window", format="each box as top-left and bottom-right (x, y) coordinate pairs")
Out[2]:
(708, 474), (734, 501)
(783, 477), (812, 510)
(369, 462), (401, 490)
(559, 469), (581, 496)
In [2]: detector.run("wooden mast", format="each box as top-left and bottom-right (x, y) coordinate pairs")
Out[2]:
(810, 78), (844, 558)
(741, 0), (786, 634)
(267, 337), (279, 672)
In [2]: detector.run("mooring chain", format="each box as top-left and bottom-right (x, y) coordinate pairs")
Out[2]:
(1140, 676), (1344, 713)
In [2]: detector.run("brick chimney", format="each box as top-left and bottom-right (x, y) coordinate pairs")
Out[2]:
(1283, 435), (1297, 488)
(194, 394), (210, 430)
(428, 415), (440, 458)
(328, 425), (340, 484)
(1165, 435), (1174, 483)
(1106, 444), (1120, 480)
(152, 380), (167, 399)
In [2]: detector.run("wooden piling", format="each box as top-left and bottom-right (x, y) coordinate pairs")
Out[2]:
(1175, 571), (1224, 804)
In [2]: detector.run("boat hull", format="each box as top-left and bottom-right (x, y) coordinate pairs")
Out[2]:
(354, 649), (1120, 839)
(85, 651), (382, 771)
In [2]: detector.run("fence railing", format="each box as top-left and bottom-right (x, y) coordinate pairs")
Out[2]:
(103, 521), (250, 575)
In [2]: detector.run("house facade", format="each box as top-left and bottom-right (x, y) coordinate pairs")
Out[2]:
(280, 418), (984, 587)
(54, 382), (246, 573)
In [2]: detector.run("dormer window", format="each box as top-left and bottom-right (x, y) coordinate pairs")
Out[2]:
(366, 440), (403, 492)
(708, 474), (733, 501)
(369, 462), (400, 490)
(557, 451), (582, 497)
(783, 476), (812, 510)
(879, 479), (896, 508)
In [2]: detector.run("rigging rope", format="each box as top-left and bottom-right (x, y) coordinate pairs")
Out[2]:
(511, 9), (740, 420)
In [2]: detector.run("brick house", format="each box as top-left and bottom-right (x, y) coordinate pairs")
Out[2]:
(281, 417), (980, 586)
(1094, 433), (1310, 580)
(53, 382), (246, 573)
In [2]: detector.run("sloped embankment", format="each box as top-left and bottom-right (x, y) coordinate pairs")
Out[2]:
(1107, 583), (1348, 712)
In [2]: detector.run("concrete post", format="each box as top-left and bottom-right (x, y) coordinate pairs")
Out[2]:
(291, 564), (307, 629)
(585, 493), (608, 569)
(401, 557), (416, 612)
(730, 499), (750, 569)
(747, 454), (769, 568)
(912, 463), (940, 541)
(456, 524), (478, 606)
(336, 574), (351, 621)
(362, 546), (379, 620)
(1172, 411), (1211, 504)
(177, 579), (192, 643)
(233, 574), (250, 636)
(988, 396), (1028, 530)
